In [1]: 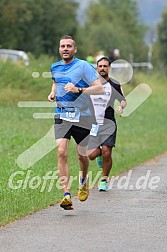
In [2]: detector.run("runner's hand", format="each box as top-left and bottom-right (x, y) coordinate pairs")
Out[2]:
(48, 92), (55, 102)
(65, 82), (78, 93)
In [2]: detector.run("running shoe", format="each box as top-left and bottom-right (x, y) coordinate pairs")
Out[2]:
(78, 184), (89, 201)
(96, 155), (103, 168)
(60, 195), (74, 210)
(98, 180), (108, 191)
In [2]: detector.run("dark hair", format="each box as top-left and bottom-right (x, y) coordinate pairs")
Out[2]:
(60, 35), (76, 47)
(97, 56), (111, 66)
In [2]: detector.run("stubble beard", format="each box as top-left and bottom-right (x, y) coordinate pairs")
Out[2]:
(62, 54), (74, 63)
(100, 71), (108, 79)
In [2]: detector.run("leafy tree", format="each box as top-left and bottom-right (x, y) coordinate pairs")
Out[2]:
(0, 0), (78, 56)
(80, 0), (147, 62)
(158, 7), (167, 67)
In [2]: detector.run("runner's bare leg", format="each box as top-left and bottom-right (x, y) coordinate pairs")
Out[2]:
(57, 138), (70, 193)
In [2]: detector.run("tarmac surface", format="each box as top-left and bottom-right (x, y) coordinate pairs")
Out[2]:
(0, 152), (167, 252)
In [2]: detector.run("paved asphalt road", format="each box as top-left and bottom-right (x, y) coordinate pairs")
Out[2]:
(0, 153), (167, 252)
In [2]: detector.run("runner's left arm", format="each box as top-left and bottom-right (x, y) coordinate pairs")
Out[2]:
(116, 86), (127, 116)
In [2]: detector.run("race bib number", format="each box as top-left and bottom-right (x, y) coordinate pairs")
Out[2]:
(60, 107), (80, 122)
(90, 124), (99, 136)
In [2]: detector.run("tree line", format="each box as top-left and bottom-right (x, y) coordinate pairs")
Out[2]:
(0, 0), (166, 68)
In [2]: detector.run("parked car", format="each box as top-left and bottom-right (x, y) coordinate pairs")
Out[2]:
(0, 49), (29, 66)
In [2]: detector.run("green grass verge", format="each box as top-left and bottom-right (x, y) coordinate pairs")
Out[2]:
(0, 60), (167, 226)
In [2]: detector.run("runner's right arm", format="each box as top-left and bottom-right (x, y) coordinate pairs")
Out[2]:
(48, 81), (56, 102)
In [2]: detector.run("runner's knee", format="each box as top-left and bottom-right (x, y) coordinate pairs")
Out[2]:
(58, 147), (67, 161)
(102, 149), (111, 159)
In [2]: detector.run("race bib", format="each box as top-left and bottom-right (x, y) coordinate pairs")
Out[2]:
(60, 107), (80, 122)
(90, 124), (99, 136)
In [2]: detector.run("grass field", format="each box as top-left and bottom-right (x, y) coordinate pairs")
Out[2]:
(0, 60), (167, 226)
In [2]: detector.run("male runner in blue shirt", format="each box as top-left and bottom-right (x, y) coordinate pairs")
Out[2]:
(48, 35), (104, 210)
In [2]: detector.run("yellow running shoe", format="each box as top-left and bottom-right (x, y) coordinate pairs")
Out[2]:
(60, 195), (74, 210)
(78, 184), (89, 202)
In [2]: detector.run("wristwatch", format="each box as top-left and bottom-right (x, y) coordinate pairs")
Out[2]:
(78, 87), (83, 94)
